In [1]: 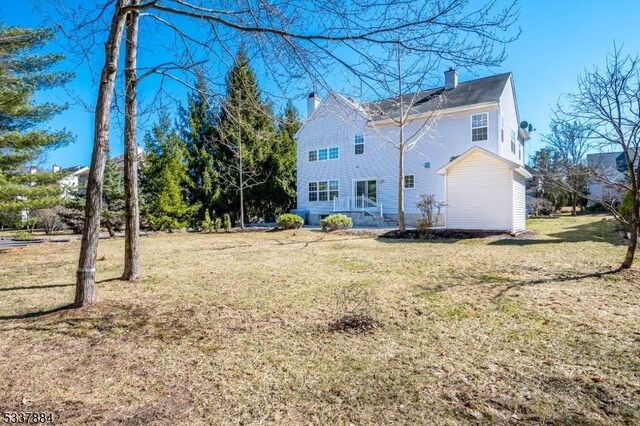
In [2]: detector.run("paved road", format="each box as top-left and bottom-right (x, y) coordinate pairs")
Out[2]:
(0, 238), (70, 250)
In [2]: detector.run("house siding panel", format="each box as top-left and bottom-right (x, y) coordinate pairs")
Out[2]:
(512, 173), (526, 232)
(445, 151), (512, 230)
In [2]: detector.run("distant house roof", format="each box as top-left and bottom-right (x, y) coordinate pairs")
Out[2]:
(586, 151), (635, 173)
(364, 73), (512, 122)
(437, 146), (532, 179)
(63, 165), (89, 174)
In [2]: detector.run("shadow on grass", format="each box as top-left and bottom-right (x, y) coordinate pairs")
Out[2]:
(491, 269), (622, 300)
(489, 219), (626, 247)
(0, 277), (123, 321)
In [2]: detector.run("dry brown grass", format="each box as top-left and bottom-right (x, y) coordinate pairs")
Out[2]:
(0, 215), (638, 424)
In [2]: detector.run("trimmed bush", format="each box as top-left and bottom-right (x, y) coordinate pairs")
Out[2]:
(223, 213), (232, 232)
(619, 191), (633, 224)
(14, 230), (34, 241)
(277, 213), (303, 230)
(320, 214), (353, 232)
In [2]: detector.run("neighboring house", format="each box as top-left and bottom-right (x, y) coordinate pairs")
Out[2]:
(57, 165), (90, 197)
(295, 70), (531, 232)
(586, 151), (634, 207)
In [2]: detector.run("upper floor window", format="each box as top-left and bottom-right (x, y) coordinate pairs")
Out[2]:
(518, 141), (524, 160)
(471, 113), (488, 142)
(318, 148), (328, 161)
(309, 146), (339, 162)
(404, 175), (415, 189)
(355, 134), (364, 155)
(510, 130), (516, 153)
(329, 147), (339, 160)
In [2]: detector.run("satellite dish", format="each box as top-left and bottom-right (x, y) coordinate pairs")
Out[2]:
(520, 121), (529, 129)
(528, 123), (533, 132)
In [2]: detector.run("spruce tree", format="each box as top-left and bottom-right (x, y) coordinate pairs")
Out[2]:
(0, 26), (73, 224)
(180, 72), (223, 226)
(217, 47), (277, 225)
(140, 112), (195, 232)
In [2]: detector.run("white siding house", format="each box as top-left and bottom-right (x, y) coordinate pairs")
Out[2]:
(295, 71), (531, 231)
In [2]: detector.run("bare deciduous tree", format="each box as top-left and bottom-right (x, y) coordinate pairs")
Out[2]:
(122, 0), (143, 281)
(559, 48), (640, 269)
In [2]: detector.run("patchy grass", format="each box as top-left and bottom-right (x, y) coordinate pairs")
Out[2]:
(0, 215), (638, 424)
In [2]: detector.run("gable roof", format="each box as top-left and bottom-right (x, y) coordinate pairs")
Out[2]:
(437, 146), (532, 178)
(365, 73), (512, 122)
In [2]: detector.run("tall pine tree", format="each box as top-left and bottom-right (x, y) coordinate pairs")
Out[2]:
(180, 72), (223, 226)
(216, 47), (278, 225)
(140, 112), (195, 232)
(0, 26), (73, 224)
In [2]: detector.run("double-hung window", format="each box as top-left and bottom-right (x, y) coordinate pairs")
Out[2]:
(404, 175), (415, 189)
(329, 147), (339, 160)
(309, 180), (339, 201)
(309, 150), (318, 162)
(510, 130), (516, 153)
(308, 182), (318, 201)
(318, 148), (328, 161)
(471, 113), (488, 142)
(355, 134), (364, 155)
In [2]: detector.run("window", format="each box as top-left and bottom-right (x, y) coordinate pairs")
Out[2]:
(309, 180), (339, 201)
(308, 182), (318, 201)
(510, 130), (516, 153)
(404, 175), (415, 189)
(318, 181), (328, 201)
(471, 113), (488, 142)
(318, 149), (328, 161)
(355, 134), (364, 155)
(329, 147), (339, 160)
(329, 180), (339, 200)
(519, 141), (524, 160)
(309, 150), (317, 162)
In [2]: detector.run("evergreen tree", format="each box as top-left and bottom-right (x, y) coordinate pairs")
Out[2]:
(140, 112), (194, 232)
(61, 161), (125, 236)
(216, 47), (278, 225)
(180, 72), (223, 226)
(0, 26), (73, 223)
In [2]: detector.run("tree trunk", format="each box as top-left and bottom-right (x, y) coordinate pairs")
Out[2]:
(122, 0), (142, 281)
(396, 51), (406, 232)
(75, 1), (128, 307)
(572, 195), (577, 216)
(621, 188), (639, 269)
(397, 143), (405, 231)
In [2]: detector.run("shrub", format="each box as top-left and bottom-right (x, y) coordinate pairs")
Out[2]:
(202, 210), (213, 233)
(14, 230), (34, 241)
(528, 198), (554, 217)
(416, 194), (445, 234)
(320, 214), (352, 232)
(277, 213), (303, 230)
(37, 207), (67, 235)
(213, 216), (222, 233)
(223, 213), (232, 232)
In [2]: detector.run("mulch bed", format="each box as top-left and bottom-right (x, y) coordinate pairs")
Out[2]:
(379, 229), (537, 240)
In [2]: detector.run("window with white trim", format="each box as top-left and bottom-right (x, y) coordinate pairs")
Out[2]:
(308, 182), (318, 201)
(309, 180), (339, 202)
(404, 175), (415, 189)
(355, 134), (364, 154)
(510, 130), (516, 153)
(329, 147), (339, 160)
(318, 148), (328, 161)
(309, 150), (317, 162)
(471, 113), (488, 142)
(518, 141), (524, 160)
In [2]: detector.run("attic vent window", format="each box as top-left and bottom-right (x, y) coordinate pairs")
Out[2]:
(471, 113), (488, 142)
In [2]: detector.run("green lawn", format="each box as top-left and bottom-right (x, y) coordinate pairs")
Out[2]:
(0, 215), (638, 424)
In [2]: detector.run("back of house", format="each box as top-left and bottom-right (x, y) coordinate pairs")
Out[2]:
(295, 69), (531, 232)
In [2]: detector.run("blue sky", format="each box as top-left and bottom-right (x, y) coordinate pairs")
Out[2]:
(3, 0), (640, 168)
